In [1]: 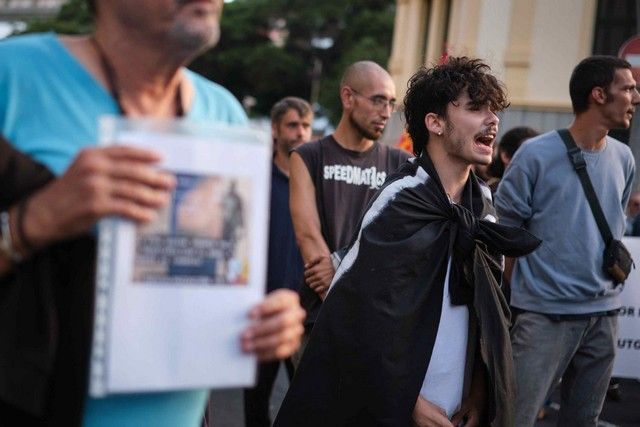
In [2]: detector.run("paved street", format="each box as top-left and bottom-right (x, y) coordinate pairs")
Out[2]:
(536, 378), (640, 427)
(208, 365), (288, 427)
(209, 373), (640, 427)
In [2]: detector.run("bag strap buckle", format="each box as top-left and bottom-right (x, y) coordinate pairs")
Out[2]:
(568, 147), (586, 170)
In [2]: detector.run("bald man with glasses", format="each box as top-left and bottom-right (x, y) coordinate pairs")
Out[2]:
(289, 61), (410, 363)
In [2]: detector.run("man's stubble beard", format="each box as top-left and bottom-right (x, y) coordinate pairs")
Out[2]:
(602, 89), (633, 130)
(445, 122), (493, 166)
(285, 139), (302, 154)
(444, 121), (465, 157)
(168, 18), (221, 54)
(277, 137), (304, 156)
(348, 111), (382, 141)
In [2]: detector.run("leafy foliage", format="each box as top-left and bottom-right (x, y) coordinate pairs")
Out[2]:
(22, 0), (93, 34)
(21, 0), (396, 121)
(197, 0), (396, 120)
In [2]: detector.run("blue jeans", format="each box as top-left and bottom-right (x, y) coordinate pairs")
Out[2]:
(511, 311), (617, 427)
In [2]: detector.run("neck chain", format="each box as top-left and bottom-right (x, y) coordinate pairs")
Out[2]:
(90, 36), (184, 117)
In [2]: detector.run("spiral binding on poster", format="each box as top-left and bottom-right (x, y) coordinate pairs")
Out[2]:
(89, 218), (118, 397)
(88, 117), (118, 396)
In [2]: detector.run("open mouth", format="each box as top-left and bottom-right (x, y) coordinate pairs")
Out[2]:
(474, 133), (495, 147)
(473, 131), (496, 157)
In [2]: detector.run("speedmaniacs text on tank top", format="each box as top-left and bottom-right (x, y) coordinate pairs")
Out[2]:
(296, 135), (410, 252)
(322, 161), (388, 189)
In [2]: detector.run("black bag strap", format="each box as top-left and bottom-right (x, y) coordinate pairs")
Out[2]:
(558, 129), (614, 245)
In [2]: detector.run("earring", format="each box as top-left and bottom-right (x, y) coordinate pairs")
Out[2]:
(438, 131), (442, 136)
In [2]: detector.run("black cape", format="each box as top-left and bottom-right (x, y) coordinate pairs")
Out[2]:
(275, 155), (540, 427)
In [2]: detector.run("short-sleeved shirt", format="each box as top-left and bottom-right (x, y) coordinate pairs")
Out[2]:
(295, 135), (410, 326)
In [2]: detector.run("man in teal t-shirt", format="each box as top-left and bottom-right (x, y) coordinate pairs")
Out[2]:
(0, 1), (305, 426)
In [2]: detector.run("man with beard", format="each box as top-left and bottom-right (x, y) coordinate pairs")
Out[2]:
(0, 1), (305, 425)
(290, 61), (410, 360)
(495, 56), (638, 426)
(243, 97), (313, 427)
(275, 57), (540, 427)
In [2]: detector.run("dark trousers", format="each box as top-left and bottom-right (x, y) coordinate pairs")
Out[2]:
(243, 358), (294, 427)
(0, 400), (45, 427)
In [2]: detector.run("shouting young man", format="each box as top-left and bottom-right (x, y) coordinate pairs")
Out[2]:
(275, 58), (539, 427)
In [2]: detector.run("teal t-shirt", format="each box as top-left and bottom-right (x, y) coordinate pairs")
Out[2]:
(0, 33), (248, 426)
(83, 390), (209, 427)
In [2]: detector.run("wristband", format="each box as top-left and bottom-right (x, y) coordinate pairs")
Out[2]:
(0, 210), (22, 262)
(16, 198), (34, 253)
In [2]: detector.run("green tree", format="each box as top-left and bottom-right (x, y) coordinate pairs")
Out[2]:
(23, 0), (93, 35)
(190, 0), (310, 117)
(195, 0), (396, 121)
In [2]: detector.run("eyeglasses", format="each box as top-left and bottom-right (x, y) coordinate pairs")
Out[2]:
(349, 88), (396, 111)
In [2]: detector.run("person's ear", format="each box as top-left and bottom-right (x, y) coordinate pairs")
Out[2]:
(425, 113), (444, 137)
(271, 122), (278, 139)
(340, 86), (354, 109)
(591, 86), (608, 105)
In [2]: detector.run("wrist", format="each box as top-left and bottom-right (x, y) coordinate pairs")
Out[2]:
(18, 194), (53, 251)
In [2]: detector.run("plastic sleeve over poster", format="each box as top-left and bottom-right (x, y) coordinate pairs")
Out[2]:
(89, 116), (272, 397)
(612, 237), (640, 380)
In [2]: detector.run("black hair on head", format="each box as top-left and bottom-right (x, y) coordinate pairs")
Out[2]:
(403, 56), (509, 156)
(270, 97), (313, 125)
(569, 55), (632, 114)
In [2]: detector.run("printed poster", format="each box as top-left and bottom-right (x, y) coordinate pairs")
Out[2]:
(89, 117), (271, 396)
(612, 237), (640, 379)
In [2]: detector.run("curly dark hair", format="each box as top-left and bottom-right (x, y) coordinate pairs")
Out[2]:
(404, 57), (509, 156)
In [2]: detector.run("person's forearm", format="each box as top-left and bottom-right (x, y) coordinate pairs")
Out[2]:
(296, 230), (331, 264)
(295, 226), (335, 297)
(289, 152), (331, 264)
(10, 189), (65, 254)
(503, 257), (515, 284)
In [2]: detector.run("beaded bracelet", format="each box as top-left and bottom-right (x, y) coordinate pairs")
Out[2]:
(16, 197), (35, 253)
(0, 210), (22, 262)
